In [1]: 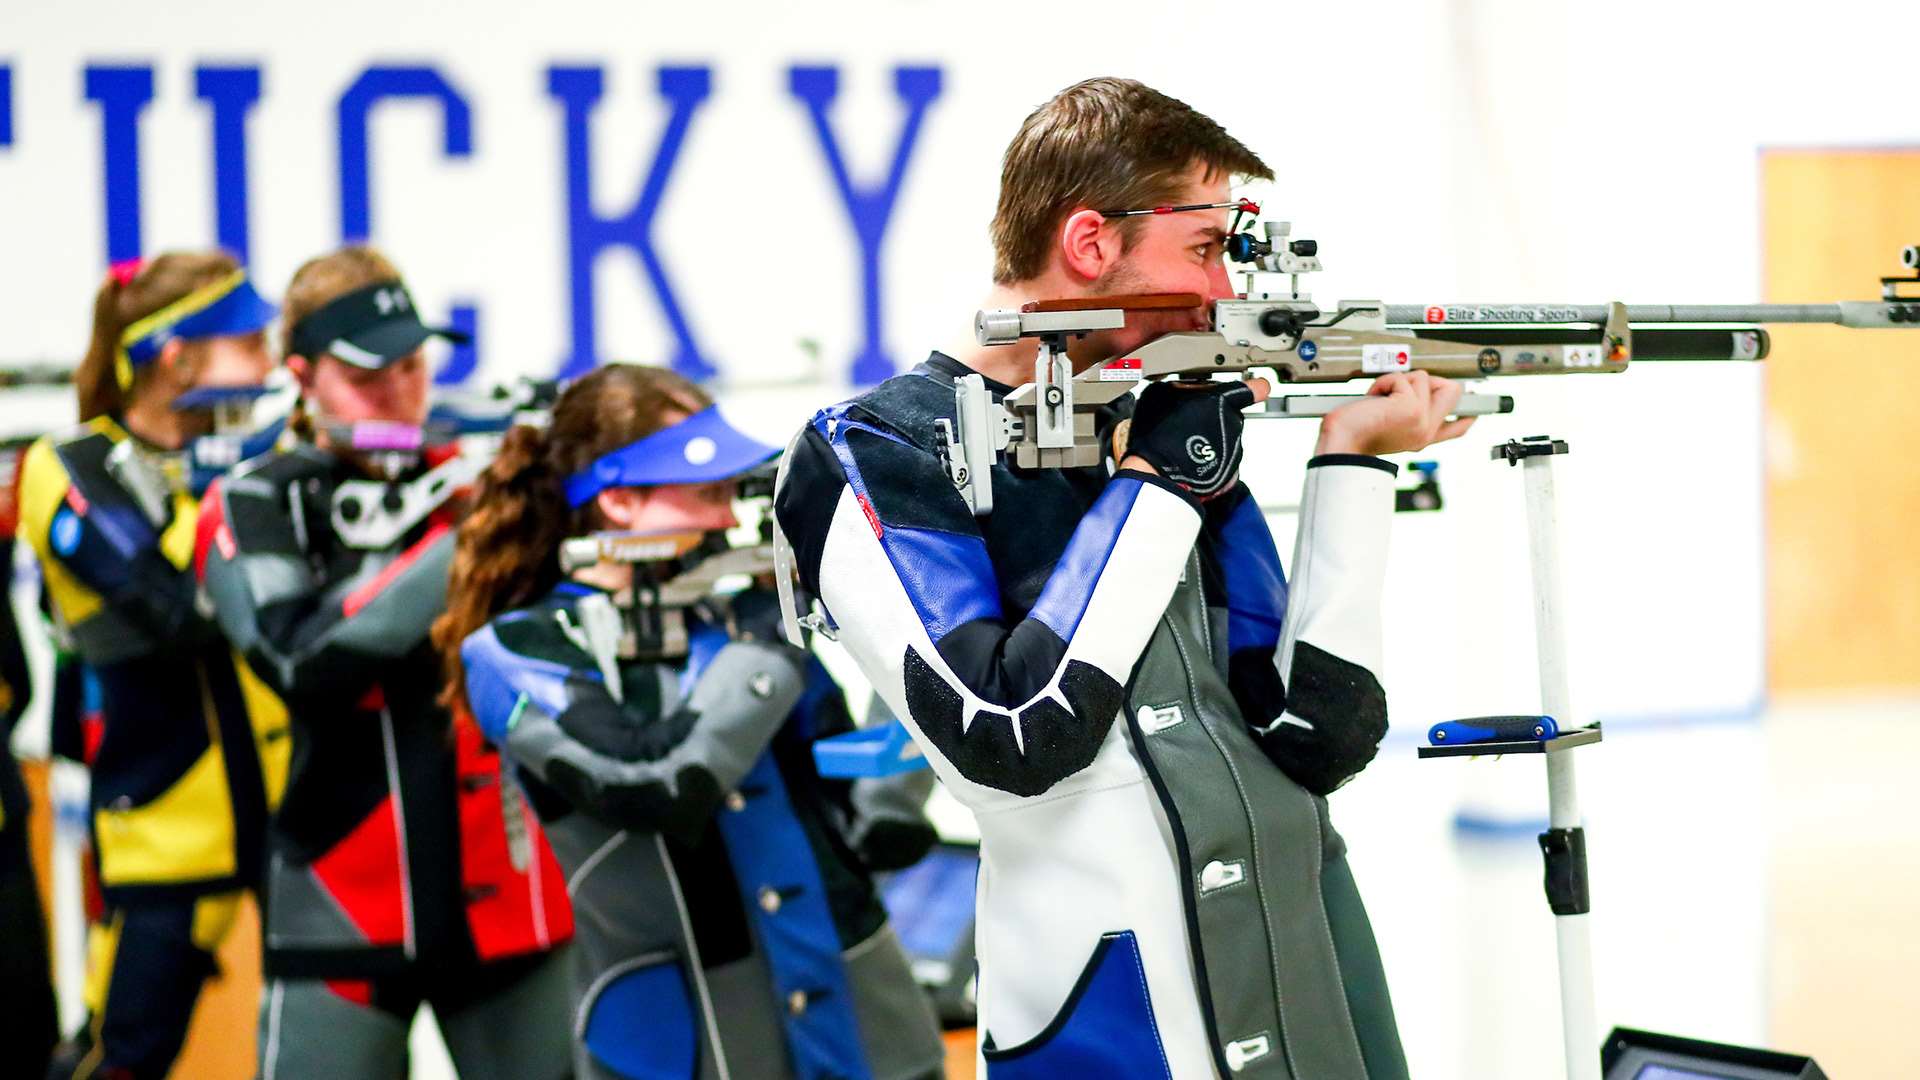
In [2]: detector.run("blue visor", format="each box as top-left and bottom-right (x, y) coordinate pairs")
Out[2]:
(564, 406), (778, 508)
(122, 272), (277, 369)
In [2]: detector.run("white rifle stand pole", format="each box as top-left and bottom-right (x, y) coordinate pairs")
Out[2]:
(1504, 435), (1601, 1080)
(1419, 435), (1605, 1074)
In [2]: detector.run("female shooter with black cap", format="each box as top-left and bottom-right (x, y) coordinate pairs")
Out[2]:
(436, 364), (946, 1080)
(19, 251), (289, 1080)
(195, 246), (575, 1079)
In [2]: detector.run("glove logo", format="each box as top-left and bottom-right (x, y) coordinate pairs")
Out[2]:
(1185, 435), (1219, 472)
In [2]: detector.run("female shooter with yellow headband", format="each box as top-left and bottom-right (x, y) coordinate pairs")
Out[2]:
(20, 252), (291, 1080)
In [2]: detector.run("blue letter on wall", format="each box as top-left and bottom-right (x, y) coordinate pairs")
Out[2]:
(547, 65), (713, 381)
(195, 66), (261, 265)
(787, 66), (942, 386)
(338, 66), (479, 384)
(84, 65), (154, 265)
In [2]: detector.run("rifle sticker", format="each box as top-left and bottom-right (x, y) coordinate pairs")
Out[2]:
(1100, 357), (1144, 382)
(1514, 350), (1542, 367)
(1362, 344), (1412, 374)
(1437, 305), (1583, 323)
(1477, 348), (1502, 374)
(1297, 340), (1318, 362)
(1564, 344), (1604, 368)
(1732, 331), (1762, 361)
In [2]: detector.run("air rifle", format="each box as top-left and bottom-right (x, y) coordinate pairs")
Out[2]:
(937, 225), (1920, 514)
(803, 230), (1920, 778)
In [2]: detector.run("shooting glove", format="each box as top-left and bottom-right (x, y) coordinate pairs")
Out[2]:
(1124, 380), (1257, 500)
(847, 766), (939, 872)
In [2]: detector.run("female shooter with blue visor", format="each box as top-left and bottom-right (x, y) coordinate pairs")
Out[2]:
(19, 251), (291, 1080)
(437, 364), (946, 1080)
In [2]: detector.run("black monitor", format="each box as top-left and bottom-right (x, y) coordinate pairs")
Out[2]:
(1603, 1027), (1827, 1080)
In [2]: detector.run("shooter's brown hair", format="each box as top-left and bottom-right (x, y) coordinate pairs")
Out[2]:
(990, 77), (1273, 284)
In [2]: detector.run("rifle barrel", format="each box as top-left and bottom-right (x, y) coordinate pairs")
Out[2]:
(0, 365), (77, 389)
(1410, 327), (1769, 361)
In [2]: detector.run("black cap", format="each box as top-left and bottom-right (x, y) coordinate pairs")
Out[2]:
(286, 280), (469, 369)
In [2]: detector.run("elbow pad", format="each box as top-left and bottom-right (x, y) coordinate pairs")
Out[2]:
(514, 641), (810, 841)
(1259, 640), (1388, 796)
(508, 714), (721, 845)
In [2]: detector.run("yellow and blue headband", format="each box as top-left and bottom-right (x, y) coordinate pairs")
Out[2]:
(116, 268), (277, 390)
(564, 406), (778, 508)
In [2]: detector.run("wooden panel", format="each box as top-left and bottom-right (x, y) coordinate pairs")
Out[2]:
(1763, 151), (1920, 1079)
(168, 895), (260, 1079)
(943, 1028), (976, 1079)
(1761, 149), (1920, 691)
(25, 759), (54, 955)
(1022, 292), (1203, 312)
(24, 759), (260, 1078)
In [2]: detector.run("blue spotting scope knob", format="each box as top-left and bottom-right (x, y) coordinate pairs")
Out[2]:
(812, 721), (930, 778)
(1427, 715), (1559, 746)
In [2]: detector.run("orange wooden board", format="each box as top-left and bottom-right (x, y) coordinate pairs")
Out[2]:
(1761, 149), (1920, 692)
(943, 1028), (976, 1079)
(1762, 148), (1920, 1080)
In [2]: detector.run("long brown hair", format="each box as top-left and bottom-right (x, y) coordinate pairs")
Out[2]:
(78, 251), (243, 421)
(278, 245), (404, 439)
(433, 364), (711, 714)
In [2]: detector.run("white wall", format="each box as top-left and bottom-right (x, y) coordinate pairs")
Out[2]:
(9, 1), (1919, 1074)
(7, 0), (1838, 735)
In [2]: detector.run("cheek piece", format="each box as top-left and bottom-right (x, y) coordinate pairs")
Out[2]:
(319, 419), (427, 480)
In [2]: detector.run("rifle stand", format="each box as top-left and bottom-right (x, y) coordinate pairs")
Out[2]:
(1418, 435), (1602, 1080)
